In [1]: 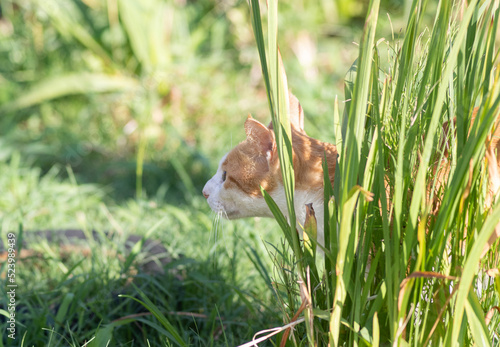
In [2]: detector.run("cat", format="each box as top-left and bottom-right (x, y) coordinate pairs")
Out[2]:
(202, 93), (500, 254)
(202, 93), (337, 245)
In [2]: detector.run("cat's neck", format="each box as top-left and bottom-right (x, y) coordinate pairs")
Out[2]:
(269, 183), (325, 244)
(265, 127), (336, 245)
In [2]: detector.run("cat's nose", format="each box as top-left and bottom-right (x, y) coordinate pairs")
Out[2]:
(202, 189), (209, 199)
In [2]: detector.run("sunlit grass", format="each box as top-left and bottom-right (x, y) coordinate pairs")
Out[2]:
(249, 0), (500, 345)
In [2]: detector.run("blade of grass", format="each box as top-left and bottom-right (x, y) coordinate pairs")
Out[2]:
(0, 73), (138, 113)
(330, 185), (371, 346)
(331, 0), (380, 344)
(120, 284), (187, 347)
(249, 0), (300, 268)
(464, 289), (491, 347)
(451, 199), (500, 345)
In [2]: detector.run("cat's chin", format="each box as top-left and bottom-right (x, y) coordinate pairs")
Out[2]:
(210, 206), (239, 219)
(222, 209), (239, 219)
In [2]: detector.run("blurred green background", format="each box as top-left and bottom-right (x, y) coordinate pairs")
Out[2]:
(0, 0), (410, 211)
(0, 0), (414, 345)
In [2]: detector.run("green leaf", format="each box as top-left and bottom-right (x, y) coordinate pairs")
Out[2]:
(465, 290), (491, 347)
(260, 187), (294, 250)
(55, 292), (74, 325)
(303, 203), (317, 260)
(88, 324), (115, 347)
(373, 312), (380, 347)
(330, 185), (363, 346)
(1, 73), (138, 113)
(340, 0), (380, 204)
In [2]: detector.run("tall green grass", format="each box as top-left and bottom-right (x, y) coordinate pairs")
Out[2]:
(0, 0), (363, 345)
(250, 0), (500, 345)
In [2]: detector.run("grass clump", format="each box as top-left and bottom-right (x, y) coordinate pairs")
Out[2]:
(249, 0), (500, 345)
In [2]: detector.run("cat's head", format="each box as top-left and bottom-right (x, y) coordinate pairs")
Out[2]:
(202, 93), (304, 219)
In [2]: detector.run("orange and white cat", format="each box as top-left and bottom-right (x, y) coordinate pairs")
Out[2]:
(202, 93), (500, 253)
(202, 93), (337, 243)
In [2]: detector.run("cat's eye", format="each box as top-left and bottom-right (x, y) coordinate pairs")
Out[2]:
(222, 171), (227, 182)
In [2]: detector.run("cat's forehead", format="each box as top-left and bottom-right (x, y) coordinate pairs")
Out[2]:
(220, 148), (241, 169)
(221, 142), (257, 167)
(218, 153), (229, 169)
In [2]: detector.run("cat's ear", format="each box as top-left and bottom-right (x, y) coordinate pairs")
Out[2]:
(288, 92), (305, 133)
(266, 92), (306, 133)
(245, 115), (276, 159)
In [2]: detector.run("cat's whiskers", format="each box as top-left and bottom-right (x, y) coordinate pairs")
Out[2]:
(222, 207), (230, 220)
(210, 209), (227, 250)
(209, 211), (221, 245)
(219, 209), (233, 255)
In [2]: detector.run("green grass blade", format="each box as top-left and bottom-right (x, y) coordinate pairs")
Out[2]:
(249, 0), (273, 118)
(339, 0), (380, 204)
(260, 187), (294, 249)
(88, 324), (115, 347)
(303, 204), (317, 262)
(55, 293), (74, 325)
(120, 284), (187, 347)
(464, 289), (491, 347)
(267, 0), (297, 259)
(451, 201), (500, 344)
(249, 0), (299, 264)
(333, 96), (342, 156)
(330, 185), (364, 346)
(0, 73), (138, 113)
(373, 312), (380, 347)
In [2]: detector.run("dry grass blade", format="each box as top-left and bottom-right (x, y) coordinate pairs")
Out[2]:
(485, 306), (500, 326)
(237, 317), (306, 347)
